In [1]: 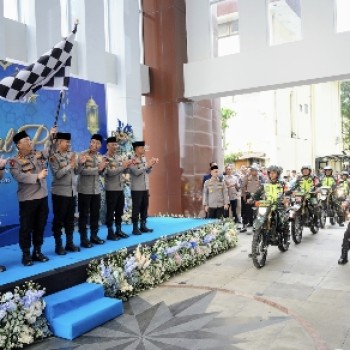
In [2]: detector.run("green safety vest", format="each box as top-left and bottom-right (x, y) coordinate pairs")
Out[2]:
(343, 180), (349, 195)
(322, 176), (335, 187)
(263, 182), (284, 203)
(299, 177), (313, 194)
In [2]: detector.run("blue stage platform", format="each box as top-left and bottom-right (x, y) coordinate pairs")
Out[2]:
(0, 217), (213, 289)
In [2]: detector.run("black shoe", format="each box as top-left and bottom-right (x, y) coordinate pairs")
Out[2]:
(32, 250), (49, 262)
(339, 223), (345, 227)
(132, 223), (142, 235)
(107, 228), (118, 241)
(117, 232), (129, 239)
(0, 265), (6, 272)
(140, 221), (153, 233)
(55, 246), (67, 255)
(116, 225), (128, 238)
(90, 235), (105, 244)
(65, 243), (80, 252)
(81, 239), (93, 248)
(338, 257), (348, 264)
(22, 255), (33, 266)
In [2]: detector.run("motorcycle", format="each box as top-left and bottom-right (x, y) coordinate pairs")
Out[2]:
(251, 199), (290, 269)
(319, 186), (337, 226)
(288, 190), (320, 244)
(333, 185), (347, 225)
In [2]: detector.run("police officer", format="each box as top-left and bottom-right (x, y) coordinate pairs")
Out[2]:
(0, 156), (7, 272)
(338, 194), (350, 264)
(250, 165), (289, 233)
(10, 130), (51, 266)
(77, 134), (107, 247)
(49, 132), (80, 255)
(321, 166), (337, 189)
(290, 165), (320, 226)
(129, 141), (158, 235)
(104, 136), (132, 240)
(203, 165), (229, 219)
(241, 165), (264, 232)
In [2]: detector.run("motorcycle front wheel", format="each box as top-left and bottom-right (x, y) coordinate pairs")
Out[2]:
(291, 215), (303, 244)
(251, 228), (268, 269)
(278, 229), (290, 252)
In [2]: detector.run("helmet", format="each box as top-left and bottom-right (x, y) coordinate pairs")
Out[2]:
(267, 165), (281, 176)
(250, 165), (259, 171)
(342, 171), (349, 177)
(301, 165), (312, 171)
(324, 166), (333, 172)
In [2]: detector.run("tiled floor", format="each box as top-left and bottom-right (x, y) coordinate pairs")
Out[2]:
(27, 223), (349, 350)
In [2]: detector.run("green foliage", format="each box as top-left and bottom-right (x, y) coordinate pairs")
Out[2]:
(224, 152), (243, 165)
(341, 81), (350, 149)
(220, 107), (236, 150)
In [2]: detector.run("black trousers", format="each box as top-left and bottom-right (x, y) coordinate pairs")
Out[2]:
(105, 190), (125, 227)
(241, 197), (254, 225)
(342, 223), (350, 250)
(52, 193), (75, 236)
(230, 199), (239, 223)
(19, 197), (49, 250)
(208, 207), (224, 219)
(78, 193), (101, 234)
(131, 190), (149, 222)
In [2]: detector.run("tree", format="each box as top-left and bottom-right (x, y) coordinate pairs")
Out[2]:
(224, 152), (242, 165)
(341, 81), (350, 150)
(220, 107), (236, 150)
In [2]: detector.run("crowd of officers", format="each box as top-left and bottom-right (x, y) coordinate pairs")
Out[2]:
(202, 162), (350, 266)
(0, 129), (158, 271)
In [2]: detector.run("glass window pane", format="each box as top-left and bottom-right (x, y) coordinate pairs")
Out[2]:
(267, 0), (302, 46)
(4, 0), (18, 21)
(210, 0), (240, 57)
(336, 0), (350, 32)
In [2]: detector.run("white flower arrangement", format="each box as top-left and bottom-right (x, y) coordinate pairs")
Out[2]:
(0, 281), (51, 349)
(87, 219), (238, 300)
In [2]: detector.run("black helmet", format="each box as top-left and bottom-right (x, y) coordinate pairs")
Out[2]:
(342, 171), (349, 177)
(267, 165), (281, 176)
(301, 165), (312, 171)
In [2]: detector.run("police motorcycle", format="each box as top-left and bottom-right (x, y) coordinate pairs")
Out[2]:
(288, 188), (320, 243)
(319, 186), (337, 227)
(333, 184), (347, 225)
(250, 194), (290, 269)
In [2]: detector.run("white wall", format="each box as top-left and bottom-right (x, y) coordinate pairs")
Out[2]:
(184, 0), (350, 100)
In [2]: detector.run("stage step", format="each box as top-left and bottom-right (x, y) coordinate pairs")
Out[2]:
(44, 282), (123, 340)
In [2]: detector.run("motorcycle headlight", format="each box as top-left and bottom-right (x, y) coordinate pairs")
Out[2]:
(337, 189), (344, 197)
(258, 207), (268, 216)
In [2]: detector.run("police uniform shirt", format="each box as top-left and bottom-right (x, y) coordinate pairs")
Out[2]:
(103, 152), (125, 191)
(10, 150), (49, 202)
(129, 156), (152, 191)
(203, 177), (229, 208)
(49, 150), (78, 197)
(223, 174), (240, 200)
(77, 150), (103, 195)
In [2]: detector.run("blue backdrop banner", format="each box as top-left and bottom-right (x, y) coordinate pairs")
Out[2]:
(0, 61), (107, 247)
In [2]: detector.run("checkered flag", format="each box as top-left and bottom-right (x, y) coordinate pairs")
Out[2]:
(0, 23), (78, 102)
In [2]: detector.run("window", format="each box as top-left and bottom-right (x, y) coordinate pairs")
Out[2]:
(3, 0), (19, 21)
(139, 0), (144, 64)
(210, 0), (240, 57)
(267, 0), (302, 45)
(336, 0), (350, 32)
(60, 0), (71, 37)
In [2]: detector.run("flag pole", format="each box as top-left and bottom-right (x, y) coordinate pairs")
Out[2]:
(53, 20), (79, 128)
(53, 90), (64, 127)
